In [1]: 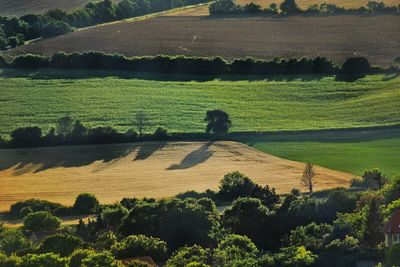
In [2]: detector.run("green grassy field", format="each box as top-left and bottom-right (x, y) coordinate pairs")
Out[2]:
(239, 127), (400, 177)
(0, 69), (399, 136)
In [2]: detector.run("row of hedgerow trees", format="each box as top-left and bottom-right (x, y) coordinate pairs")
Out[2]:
(0, 0), (210, 50)
(0, 52), (383, 77)
(0, 110), (231, 148)
(209, 0), (400, 16)
(1, 170), (400, 266)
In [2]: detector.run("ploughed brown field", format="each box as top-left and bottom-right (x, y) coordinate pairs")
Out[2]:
(6, 14), (400, 66)
(0, 141), (355, 211)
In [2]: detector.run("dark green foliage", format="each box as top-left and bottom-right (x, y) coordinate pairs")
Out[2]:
(126, 260), (154, 267)
(0, 229), (32, 256)
(119, 198), (220, 251)
(218, 172), (255, 200)
(41, 20), (74, 38)
(316, 236), (361, 267)
(331, 210), (366, 241)
(8, 199), (67, 219)
(101, 205), (129, 228)
(250, 184), (279, 209)
(341, 57), (371, 74)
(272, 245), (316, 266)
(222, 198), (272, 248)
(12, 54), (49, 68)
(213, 235), (259, 267)
(95, 231), (118, 251)
(81, 251), (120, 267)
(383, 176), (400, 205)
(7, 52), (377, 78)
(352, 169), (388, 189)
(363, 197), (384, 247)
(73, 193), (100, 214)
(10, 127), (42, 147)
(19, 253), (67, 267)
(209, 0), (238, 15)
(280, 0), (300, 14)
(7, 34), (24, 48)
(385, 243), (400, 267)
(0, 253), (20, 267)
(166, 245), (211, 267)
(69, 249), (96, 267)
(23, 211), (61, 232)
(205, 110), (231, 137)
(38, 233), (83, 257)
(111, 235), (168, 262)
(288, 223), (332, 251)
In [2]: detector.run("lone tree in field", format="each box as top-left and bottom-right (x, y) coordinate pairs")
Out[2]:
(134, 110), (149, 137)
(56, 115), (74, 138)
(301, 163), (316, 193)
(205, 110), (232, 137)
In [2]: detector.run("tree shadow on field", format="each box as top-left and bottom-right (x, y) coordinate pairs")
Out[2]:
(167, 142), (213, 170)
(0, 68), (326, 82)
(0, 142), (165, 175)
(133, 141), (167, 160)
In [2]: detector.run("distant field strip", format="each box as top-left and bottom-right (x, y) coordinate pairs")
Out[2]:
(4, 15), (400, 66)
(0, 72), (399, 136)
(0, 141), (355, 211)
(234, 0), (400, 9)
(0, 0), (117, 16)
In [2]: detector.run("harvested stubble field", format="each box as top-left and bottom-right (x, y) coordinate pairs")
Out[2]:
(6, 15), (400, 66)
(0, 141), (355, 211)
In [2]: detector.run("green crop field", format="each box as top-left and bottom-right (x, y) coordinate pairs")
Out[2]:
(0, 69), (399, 136)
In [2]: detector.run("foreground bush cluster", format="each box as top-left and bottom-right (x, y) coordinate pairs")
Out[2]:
(0, 0), (210, 50)
(209, 0), (400, 16)
(0, 52), (391, 78)
(1, 170), (400, 266)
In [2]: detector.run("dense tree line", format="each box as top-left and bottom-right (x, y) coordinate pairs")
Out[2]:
(0, 115), (172, 149)
(0, 0), (210, 51)
(0, 52), (388, 77)
(209, 0), (400, 16)
(1, 170), (399, 266)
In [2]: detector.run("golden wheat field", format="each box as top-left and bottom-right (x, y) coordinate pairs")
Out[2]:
(0, 141), (356, 211)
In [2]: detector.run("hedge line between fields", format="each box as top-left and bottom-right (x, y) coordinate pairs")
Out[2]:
(1, 52), (396, 76)
(209, 0), (400, 16)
